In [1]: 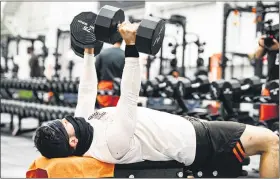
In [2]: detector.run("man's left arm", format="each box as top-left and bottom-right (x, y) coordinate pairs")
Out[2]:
(105, 23), (142, 160)
(106, 45), (140, 160)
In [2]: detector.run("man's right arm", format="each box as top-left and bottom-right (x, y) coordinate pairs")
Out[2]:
(74, 48), (98, 120)
(95, 54), (101, 82)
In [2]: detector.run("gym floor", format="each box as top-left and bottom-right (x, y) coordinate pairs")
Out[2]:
(0, 113), (260, 178)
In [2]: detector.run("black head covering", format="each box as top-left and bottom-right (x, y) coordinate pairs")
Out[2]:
(64, 115), (94, 156)
(34, 119), (74, 158)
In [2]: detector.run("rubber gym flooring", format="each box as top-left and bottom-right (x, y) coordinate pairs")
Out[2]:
(0, 114), (260, 178)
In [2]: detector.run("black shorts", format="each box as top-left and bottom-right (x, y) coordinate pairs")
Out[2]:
(184, 116), (246, 169)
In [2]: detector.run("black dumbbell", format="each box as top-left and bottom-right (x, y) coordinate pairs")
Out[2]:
(182, 75), (209, 100)
(94, 5), (165, 55)
(177, 77), (192, 99)
(190, 75), (210, 94)
(221, 78), (240, 100)
(164, 76), (185, 98)
(154, 75), (170, 97)
(210, 80), (226, 100)
(159, 76), (183, 98)
(241, 76), (262, 95)
(145, 76), (169, 97)
(265, 80), (279, 103)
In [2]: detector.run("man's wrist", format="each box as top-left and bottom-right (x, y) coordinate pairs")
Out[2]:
(84, 48), (94, 54)
(125, 40), (136, 45)
(125, 45), (139, 58)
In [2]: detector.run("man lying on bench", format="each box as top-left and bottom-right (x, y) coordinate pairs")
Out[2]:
(34, 22), (279, 178)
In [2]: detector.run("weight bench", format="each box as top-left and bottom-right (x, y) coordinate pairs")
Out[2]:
(27, 156), (249, 178)
(115, 158), (249, 178)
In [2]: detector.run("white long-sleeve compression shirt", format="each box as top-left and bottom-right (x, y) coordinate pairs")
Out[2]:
(74, 46), (196, 165)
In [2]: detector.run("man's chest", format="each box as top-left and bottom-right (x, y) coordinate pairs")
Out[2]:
(88, 109), (114, 122)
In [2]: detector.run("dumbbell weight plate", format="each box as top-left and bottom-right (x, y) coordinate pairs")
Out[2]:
(71, 36), (84, 58)
(94, 5), (125, 44)
(70, 12), (98, 48)
(71, 36), (103, 58)
(136, 17), (166, 55)
(222, 79), (241, 99)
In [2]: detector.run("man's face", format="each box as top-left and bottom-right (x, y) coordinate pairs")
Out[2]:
(61, 118), (78, 149)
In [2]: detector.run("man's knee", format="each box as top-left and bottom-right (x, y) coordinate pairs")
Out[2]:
(240, 125), (279, 155)
(255, 127), (279, 153)
(266, 132), (279, 152)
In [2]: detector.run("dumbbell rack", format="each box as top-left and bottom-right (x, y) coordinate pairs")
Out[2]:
(0, 99), (75, 136)
(1, 75), (279, 135)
